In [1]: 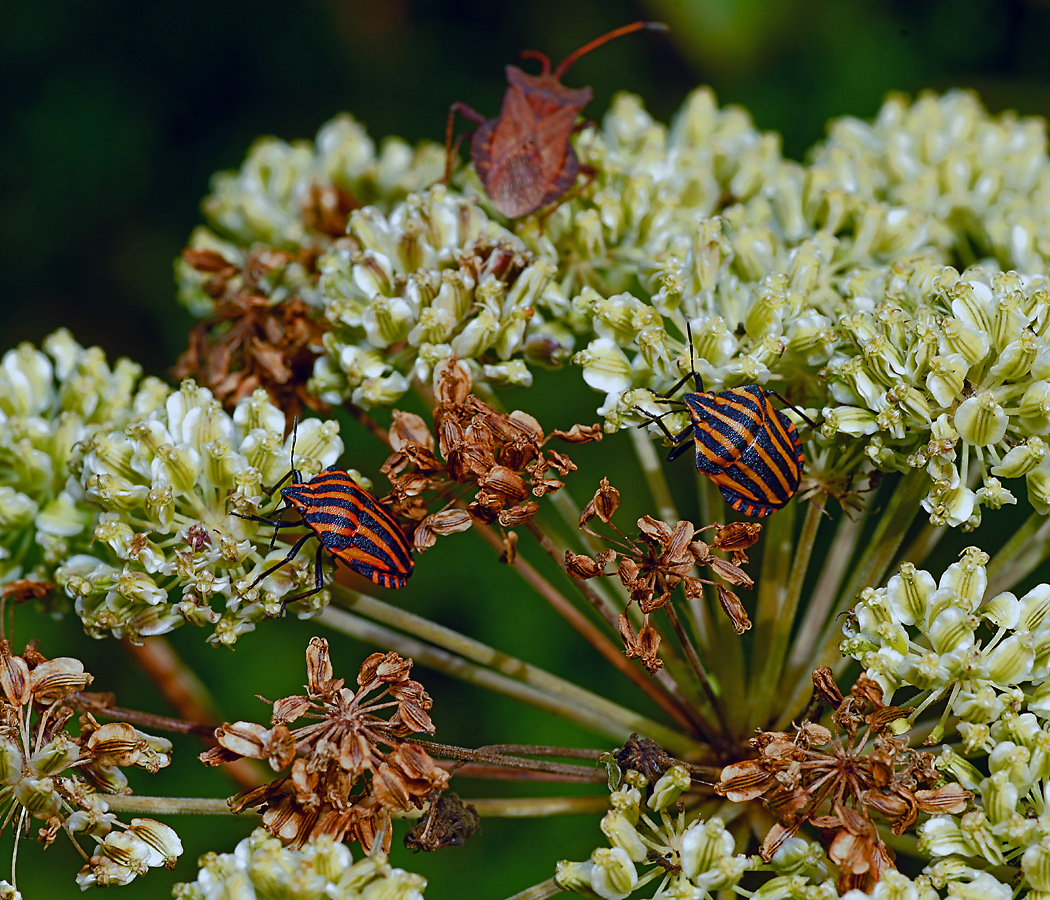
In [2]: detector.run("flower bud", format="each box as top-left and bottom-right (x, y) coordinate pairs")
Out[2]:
(599, 811), (646, 862)
(648, 764), (689, 811)
(589, 847), (637, 900)
(680, 816), (736, 882)
(991, 438), (1046, 478)
(954, 392), (1007, 446)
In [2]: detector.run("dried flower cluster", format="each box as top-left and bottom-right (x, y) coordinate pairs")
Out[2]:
(201, 638), (448, 853)
(381, 357), (601, 549)
(567, 478), (759, 671)
(173, 827), (426, 900)
(0, 641), (181, 890)
(174, 246), (330, 419)
(717, 671), (970, 895)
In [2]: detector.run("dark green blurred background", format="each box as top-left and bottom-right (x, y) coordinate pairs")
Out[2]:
(4, 0), (1050, 897)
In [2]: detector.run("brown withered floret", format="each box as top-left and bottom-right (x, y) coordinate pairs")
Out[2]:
(716, 670), (971, 894)
(174, 247), (329, 421)
(201, 637), (448, 852)
(0, 639), (174, 881)
(380, 358), (601, 551)
(568, 480), (757, 673)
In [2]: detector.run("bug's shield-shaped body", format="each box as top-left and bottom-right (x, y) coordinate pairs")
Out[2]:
(683, 386), (804, 518)
(282, 467), (414, 589)
(470, 67), (591, 218)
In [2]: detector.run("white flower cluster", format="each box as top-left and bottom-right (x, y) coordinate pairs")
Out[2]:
(57, 380), (346, 645)
(309, 185), (562, 406)
(0, 330), (167, 599)
(823, 263), (1050, 526)
(173, 828), (425, 900)
(843, 549), (1050, 894)
(555, 765), (753, 899)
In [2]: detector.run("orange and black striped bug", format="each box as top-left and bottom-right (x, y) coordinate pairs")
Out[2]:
(236, 423), (413, 607)
(640, 326), (817, 517)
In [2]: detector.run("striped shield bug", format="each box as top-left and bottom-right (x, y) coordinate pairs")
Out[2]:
(640, 327), (816, 517)
(444, 21), (666, 218)
(236, 422), (413, 606)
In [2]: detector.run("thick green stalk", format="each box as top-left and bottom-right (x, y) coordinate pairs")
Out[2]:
(776, 468), (928, 729)
(631, 427), (680, 524)
(504, 879), (564, 900)
(101, 796), (236, 815)
(986, 509), (1050, 596)
(320, 598), (695, 755)
(468, 797), (609, 817)
(748, 497), (823, 731)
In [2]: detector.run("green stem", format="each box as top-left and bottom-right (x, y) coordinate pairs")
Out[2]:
(631, 427), (679, 524)
(468, 797), (608, 817)
(776, 468), (928, 729)
(319, 598), (695, 755)
(749, 496), (823, 731)
(100, 796), (237, 815)
(986, 509), (1050, 596)
(504, 878), (565, 900)
(664, 602), (733, 746)
(470, 517), (695, 733)
(785, 501), (868, 680)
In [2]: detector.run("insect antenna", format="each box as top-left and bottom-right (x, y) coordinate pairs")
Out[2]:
(552, 21), (668, 80)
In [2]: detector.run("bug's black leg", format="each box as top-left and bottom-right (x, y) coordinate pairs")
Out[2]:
(242, 531), (315, 594)
(767, 390), (819, 429)
(666, 440), (695, 463)
(647, 370), (699, 401)
(232, 510), (303, 552)
(279, 544), (327, 614)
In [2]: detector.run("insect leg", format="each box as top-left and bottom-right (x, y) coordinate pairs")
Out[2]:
(444, 102), (488, 182)
(766, 389), (819, 429)
(278, 544), (327, 614)
(241, 531), (315, 594)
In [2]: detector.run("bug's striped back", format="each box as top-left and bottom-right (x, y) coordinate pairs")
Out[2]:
(283, 467), (414, 589)
(683, 386), (804, 517)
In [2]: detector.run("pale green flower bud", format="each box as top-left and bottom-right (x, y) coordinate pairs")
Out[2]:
(0, 738), (23, 784)
(936, 747), (983, 791)
(680, 816), (735, 882)
(821, 406), (878, 438)
(352, 371), (411, 407)
(146, 487), (175, 532)
(482, 360), (532, 387)
(588, 847), (637, 900)
(690, 316), (737, 368)
(941, 547), (988, 609)
(1028, 460), (1050, 515)
(918, 816), (974, 858)
(1024, 840), (1050, 891)
(975, 478), (1016, 509)
(1029, 681), (1050, 718)
(15, 776), (60, 819)
(0, 488), (37, 531)
(647, 764), (689, 810)
(29, 733), (79, 776)
(609, 786), (641, 824)
(1017, 583), (1050, 633)
(599, 811), (646, 862)
(991, 438), (1045, 478)
(885, 562), (935, 626)
(941, 316), (990, 367)
(986, 632), (1035, 684)
(989, 331), (1039, 381)
(1021, 381), (1050, 434)
(450, 308), (501, 359)
(980, 771), (1019, 825)
(957, 721), (994, 754)
(554, 860), (602, 897)
(954, 392), (1008, 446)
(767, 836), (827, 880)
(576, 340), (634, 395)
(953, 685), (1003, 723)
(980, 591), (1020, 628)
(35, 491), (88, 537)
(363, 296), (413, 348)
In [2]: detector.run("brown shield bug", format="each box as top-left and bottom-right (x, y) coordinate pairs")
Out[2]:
(444, 21), (667, 219)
